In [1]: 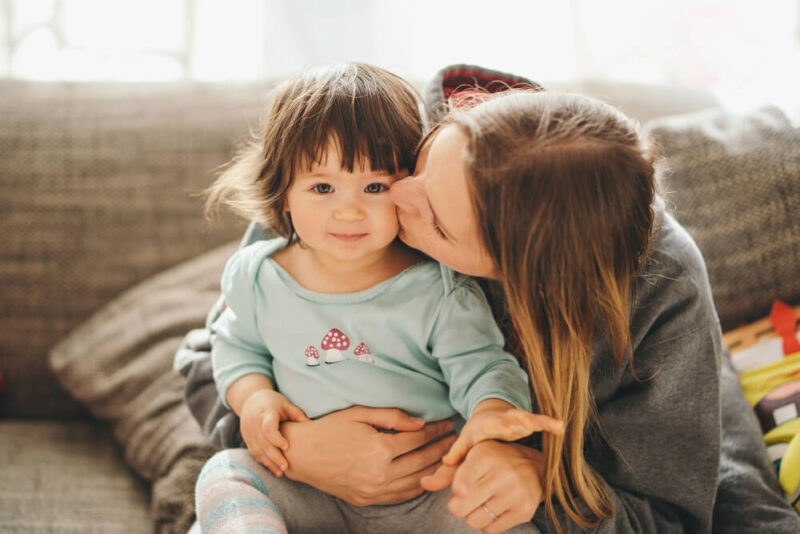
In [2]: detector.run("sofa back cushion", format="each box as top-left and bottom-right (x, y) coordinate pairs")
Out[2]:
(0, 81), (269, 418)
(646, 106), (800, 331)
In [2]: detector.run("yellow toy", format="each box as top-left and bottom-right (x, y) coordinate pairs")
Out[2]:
(724, 300), (800, 512)
(781, 432), (800, 511)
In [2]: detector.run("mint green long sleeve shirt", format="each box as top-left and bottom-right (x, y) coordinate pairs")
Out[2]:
(211, 238), (531, 426)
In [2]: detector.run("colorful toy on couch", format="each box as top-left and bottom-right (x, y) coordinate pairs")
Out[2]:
(724, 300), (800, 511)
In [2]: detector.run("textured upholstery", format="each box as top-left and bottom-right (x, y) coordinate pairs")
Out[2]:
(647, 106), (800, 330)
(47, 242), (235, 532)
(0, 421), (151, 533)
(0, 81), (268, 418)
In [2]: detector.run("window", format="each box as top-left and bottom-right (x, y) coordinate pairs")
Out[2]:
(2, 0), (798, 113)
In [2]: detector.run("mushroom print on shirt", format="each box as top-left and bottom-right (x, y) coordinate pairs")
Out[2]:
(305, 329), (376, 367)
(305, 346), (320, 366)
(354, 342), (374, 363)
(321, 328), (349, 364)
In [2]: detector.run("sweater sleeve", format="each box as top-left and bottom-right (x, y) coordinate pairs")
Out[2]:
(428, 277), (531, 418)
(211, 244), (274, 409)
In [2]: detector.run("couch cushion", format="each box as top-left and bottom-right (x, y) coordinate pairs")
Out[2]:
(0, 81), (270, 418)
(0, 420), (151, 533)
(48, 241), (234, 532)
(646, 106), (800, 330)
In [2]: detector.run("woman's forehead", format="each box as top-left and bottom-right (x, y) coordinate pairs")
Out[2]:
(425, 127), (473, 228)
(426, 126), (468, 189)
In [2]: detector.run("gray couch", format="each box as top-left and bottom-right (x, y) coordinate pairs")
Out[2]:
(1, 77), (797, 533)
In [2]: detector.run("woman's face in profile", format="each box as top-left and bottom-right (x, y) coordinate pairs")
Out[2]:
(389, 125), (497, 279)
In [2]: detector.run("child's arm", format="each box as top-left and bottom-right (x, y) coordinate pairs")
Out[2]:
(430, 275), (563, 464)
(228, 373), (310, 477)
(212, 244), (310, 476)
(442, 398), (563, 466)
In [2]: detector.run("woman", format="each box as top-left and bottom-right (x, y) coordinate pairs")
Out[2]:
(178, 81), (798, 533)
(393, 90), (716, 533)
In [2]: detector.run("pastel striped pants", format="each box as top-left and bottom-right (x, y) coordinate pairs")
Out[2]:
(196, 449), (289, 533)
(195, 448), (540, 534)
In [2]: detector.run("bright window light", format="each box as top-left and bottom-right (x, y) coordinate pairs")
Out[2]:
(0, 0), (797, 114)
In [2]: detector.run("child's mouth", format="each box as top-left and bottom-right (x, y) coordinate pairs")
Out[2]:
(331, 233), (368, 242)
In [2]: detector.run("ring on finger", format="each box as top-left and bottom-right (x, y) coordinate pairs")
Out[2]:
(482, 504), (499, 520)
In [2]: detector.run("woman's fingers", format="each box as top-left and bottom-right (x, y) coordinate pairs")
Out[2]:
(364, 463), (443, 504)
(464, 496), (508, 532)
(392, 438), (458, 488)
(346, 406), (427, 432)
(484, 513), (525, 534)
(387, 419), (456, 457)
(390, 428), (457, 471)
(420, 463), (457, 492)
(441, 433), (472, 466)
(448, 462), (495, 515)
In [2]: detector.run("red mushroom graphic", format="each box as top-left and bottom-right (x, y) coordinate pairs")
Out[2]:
(305, 346), (320, 367)
(354, 342), (374, 363)
(321, 328), (349, 363)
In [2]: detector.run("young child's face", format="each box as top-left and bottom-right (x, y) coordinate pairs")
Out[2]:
(284, 138), (407, 263)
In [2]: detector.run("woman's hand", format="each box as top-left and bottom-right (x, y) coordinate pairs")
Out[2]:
(280, 406), (457, 505)
(422, 440), (546, 534)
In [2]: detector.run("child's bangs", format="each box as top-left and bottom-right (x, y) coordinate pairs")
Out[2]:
(287, 92), (418, 177)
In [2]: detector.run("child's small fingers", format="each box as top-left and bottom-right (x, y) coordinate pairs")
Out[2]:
(286, 403), (311, 422)
(521, 412), (566, 434)
(248, 443), (282, 477)
(265, 445), (289, 473)
(260, 457), (284, 477)
(263, 422), (290, 450)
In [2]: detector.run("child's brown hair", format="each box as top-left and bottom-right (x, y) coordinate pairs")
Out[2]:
(206, 63), (424, 238)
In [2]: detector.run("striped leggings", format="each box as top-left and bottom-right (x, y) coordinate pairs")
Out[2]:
(196, 449), (289, 533)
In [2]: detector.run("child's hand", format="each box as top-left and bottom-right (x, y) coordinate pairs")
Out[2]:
(442, 399), (564, 466)
(240, 389), (311, 477)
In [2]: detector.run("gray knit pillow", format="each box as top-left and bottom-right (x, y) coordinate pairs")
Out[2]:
(646, 106), (800, 331)
(48, 241), (236, 533)
(0, 81), (265, 418)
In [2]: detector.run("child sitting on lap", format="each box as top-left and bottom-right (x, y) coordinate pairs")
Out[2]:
(195, 62), (563, 534)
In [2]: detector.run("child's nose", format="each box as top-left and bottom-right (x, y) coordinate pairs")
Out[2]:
(334, 204), (366, 222)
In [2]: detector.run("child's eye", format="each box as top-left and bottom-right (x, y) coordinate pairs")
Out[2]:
(364, 183), (389, 194)
(312, 183), (333, 194)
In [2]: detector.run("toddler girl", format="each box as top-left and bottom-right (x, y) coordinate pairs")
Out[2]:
(195, 63), (562, 534)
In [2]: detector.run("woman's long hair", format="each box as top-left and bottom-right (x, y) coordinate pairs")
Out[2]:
(451, 91), (656, 531)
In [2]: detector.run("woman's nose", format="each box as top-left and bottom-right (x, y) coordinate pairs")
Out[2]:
(389, 175), (424, 216)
